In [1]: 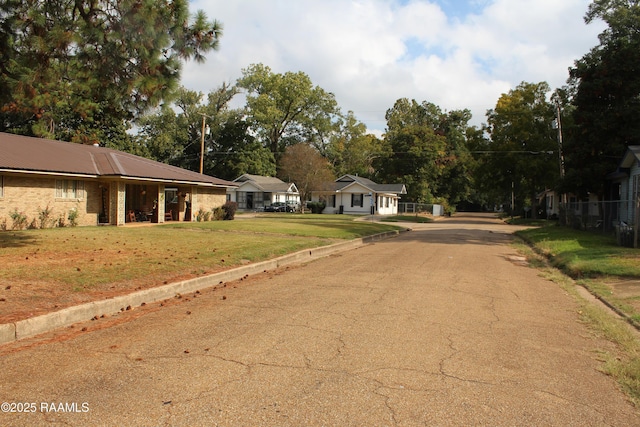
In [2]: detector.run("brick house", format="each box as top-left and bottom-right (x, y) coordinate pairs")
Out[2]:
(0, 132), (237, 227)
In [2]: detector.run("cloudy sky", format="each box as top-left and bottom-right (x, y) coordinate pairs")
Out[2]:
(183, 0), (606, 134)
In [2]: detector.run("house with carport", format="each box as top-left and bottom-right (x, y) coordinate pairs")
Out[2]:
(0, 132), (236, 227)
(227, 174), (300, 211)
(309, 175), (406, 215)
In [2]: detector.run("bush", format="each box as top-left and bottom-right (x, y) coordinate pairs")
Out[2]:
(38, 204), (55, 229)
(196, 207), (207, 222)
(222, 201), (237, 220)
(67, 208), (79, 227)
(213, 207), (224, 221)
(9, 209), (27, 230)
(306, 201), (326, 214)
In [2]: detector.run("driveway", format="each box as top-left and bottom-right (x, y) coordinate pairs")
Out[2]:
(0, 213), (638, 426)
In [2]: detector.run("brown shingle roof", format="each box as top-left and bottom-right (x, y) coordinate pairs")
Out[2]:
(0, 132), (236, 188)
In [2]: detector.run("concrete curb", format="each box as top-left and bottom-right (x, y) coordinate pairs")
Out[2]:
(1, 230), (403, 344)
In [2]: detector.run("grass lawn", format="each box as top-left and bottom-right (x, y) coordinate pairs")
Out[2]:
(516, 225), (640, 278)
(0, 214), (400, 290)
(0, 214), (401, 322)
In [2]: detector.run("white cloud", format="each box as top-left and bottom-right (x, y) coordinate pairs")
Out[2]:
(183, 0), (606, 132)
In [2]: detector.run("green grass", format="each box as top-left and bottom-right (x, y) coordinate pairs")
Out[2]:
(380, 215), (434, 223)
(0, 215), (401, 290)
(516, 225), (640, 278)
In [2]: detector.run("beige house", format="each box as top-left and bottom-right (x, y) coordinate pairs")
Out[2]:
(0, 132), (236, 227)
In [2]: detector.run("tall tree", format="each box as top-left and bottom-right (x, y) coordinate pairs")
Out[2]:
(485, 82), (558, 216)
(134, 85), (275, 178)
(566, 0), (640, 198)
(278, 144), (334, 204)
(207, 110), (276, 180)
(377, 99), (441, 202)
(0, 0), (222, 145)
(435, 108), (474, 207)
(236, 63), (341, 159)
(377, 98), (463, 203)
(326, 111), (382, 178)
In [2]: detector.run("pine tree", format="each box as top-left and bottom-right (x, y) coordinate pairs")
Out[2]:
(0, 0), (222, 145)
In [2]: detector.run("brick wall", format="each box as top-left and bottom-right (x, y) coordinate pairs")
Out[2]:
(193, 187), (227, 218)
(0, 174), (99, 228)
(0, 174), (229, 229)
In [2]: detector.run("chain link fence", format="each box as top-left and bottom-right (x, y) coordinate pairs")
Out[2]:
(557, 199), (638, 247)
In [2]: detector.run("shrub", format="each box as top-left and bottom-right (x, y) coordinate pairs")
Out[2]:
(196, 207), (207, 222)
(38, 204), (55, 229)
(222, 201), (237, 220)
(213, 207), (224, 221)
(9, 209), (27, 230)
(306, 201), (326, 214)
(67, 208), (79, 227)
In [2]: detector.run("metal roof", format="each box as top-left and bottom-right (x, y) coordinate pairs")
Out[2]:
(0, 132), (236, 188)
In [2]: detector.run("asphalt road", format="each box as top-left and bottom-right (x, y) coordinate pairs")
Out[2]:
(0, 213), (638, 426)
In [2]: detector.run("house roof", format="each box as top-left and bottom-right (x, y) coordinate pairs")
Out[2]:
(0, 132), (236, 188)
(620, 146), (640, 169)
(232, 174), (298, 193)
(333, 174), (407, 195)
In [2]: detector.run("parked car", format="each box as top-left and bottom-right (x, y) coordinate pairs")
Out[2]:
(264, 202), (294, 212)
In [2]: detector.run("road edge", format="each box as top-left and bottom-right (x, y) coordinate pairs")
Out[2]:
(0, 229), (405, 344)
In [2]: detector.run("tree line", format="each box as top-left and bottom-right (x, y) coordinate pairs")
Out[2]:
(1, 0), (638, 215)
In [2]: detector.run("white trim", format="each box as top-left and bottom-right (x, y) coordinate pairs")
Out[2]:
(0, 168), (97, 179)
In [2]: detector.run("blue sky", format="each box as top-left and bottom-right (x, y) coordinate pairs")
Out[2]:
(184, 0), (605, 134)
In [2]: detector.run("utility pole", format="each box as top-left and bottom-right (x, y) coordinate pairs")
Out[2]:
(199, 113), (212, 174)
(553, 100), (567, 224)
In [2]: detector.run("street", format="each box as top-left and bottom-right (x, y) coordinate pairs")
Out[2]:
(0, 213), (638, 426)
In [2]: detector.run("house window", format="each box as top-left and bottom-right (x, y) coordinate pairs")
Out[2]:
(0, 175), (3, 198)
(351, 193), (363, 207)
(319, 195), (336, 207)
(56, 179), (85, 199)
(237, 192), (247, 209)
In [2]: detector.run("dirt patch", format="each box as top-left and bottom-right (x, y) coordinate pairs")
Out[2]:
(608, 279), (640, 298)
(606, 279), (640, 315)
(0, 270), (209, 324)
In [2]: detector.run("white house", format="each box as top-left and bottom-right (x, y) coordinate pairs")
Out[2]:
(540, 189), (600, 220)
(227, 174), (300, 211)
(309, 175), (407, 215)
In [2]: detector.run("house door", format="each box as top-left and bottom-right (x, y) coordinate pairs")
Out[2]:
(246, 193), (254, 209)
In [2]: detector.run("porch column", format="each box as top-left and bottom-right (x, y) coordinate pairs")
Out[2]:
(110, 182), (126, 226)
(191, 187), (198, 221)
(157, 185), (166, 223)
